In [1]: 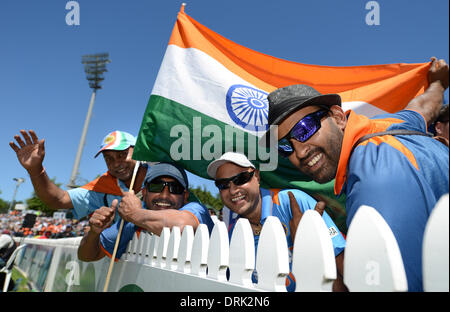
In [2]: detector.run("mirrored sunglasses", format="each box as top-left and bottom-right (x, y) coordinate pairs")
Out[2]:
(277, 109), (329, 158)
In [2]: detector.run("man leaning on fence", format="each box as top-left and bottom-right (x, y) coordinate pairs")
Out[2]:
(207, 152), (347, 292)
(78, 162), (215, 262)
(262, 57), (449, 291)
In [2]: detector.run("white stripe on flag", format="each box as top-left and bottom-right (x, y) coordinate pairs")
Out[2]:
(342, 101), (387, 117)
(151, 45), (265, 135)
(151, 45), (388, 132)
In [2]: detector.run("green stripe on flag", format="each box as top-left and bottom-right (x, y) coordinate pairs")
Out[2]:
(133, 94), (347, 233)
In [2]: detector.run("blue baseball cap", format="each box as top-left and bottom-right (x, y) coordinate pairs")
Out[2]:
(144, 162), (189, 189)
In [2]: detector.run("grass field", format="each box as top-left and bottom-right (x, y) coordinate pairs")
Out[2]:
(10, 267), (32, 292)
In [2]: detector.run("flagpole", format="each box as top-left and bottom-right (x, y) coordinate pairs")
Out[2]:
(103, 160), (141, 292)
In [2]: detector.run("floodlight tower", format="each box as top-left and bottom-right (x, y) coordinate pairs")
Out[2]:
(68, 53), (111, 189)
(8, 177), (25, 213)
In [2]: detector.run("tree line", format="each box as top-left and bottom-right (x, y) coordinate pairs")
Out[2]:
(0, 180), (223, 217)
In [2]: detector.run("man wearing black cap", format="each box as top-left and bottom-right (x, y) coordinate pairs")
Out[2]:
(77, 162), (214, 262)
(263, 57), (449, 291)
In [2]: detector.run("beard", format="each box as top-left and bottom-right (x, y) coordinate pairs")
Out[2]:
(298, 123), (343, 184)
(305, 147), (339, 183)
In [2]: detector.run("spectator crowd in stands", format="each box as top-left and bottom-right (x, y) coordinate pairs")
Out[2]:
(0, 211), (90, 239)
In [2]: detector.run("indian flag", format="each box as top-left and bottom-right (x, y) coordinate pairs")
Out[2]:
(133, 5), (431, 231)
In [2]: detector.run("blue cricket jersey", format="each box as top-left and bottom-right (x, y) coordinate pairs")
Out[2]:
(228, 188), (346, 292)
(336, 109), (449, 292)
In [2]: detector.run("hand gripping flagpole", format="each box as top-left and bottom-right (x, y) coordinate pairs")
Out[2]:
(103, 160), (141, 292)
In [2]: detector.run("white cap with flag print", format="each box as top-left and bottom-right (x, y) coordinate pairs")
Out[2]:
(94, 130), (136, 158)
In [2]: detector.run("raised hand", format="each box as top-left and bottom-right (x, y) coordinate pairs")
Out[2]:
(428, 57), (449, 90)
(9, 130), (45, 175)
(89, 199), (118, 234)
(288, 191), (325, 244)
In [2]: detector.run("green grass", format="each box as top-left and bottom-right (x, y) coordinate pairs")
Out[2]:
(10, 267), (32, 292)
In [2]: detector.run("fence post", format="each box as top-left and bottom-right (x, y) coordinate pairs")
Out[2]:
(344, 205), (407, 292)
(156, 227), (170, 268)
(255, 216), (289, 292)
(191, 224), (209, 277)
(291, 210), (336, 291)
(207, 221), (229, 281)
(177, 225), (194, 274)
(423, 194), (449, 291)
(229, 218), (255, 287)
(166, 226), (181, 270)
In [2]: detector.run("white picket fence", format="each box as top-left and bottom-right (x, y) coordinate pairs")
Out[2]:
(117, 193), (449, 292)
(12, 194), (448, 292)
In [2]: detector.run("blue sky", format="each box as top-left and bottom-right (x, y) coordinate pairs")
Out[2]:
(1, 0), (448, 205)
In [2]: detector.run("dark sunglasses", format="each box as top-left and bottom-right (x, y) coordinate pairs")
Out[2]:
(215, 170), (255, 190)
(277, 109), (329, 158)
(146, 180), (185, 195)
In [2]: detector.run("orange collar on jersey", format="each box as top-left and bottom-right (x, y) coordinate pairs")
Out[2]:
(80, 171), (124, 196)
(334, 110), (407, 196)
